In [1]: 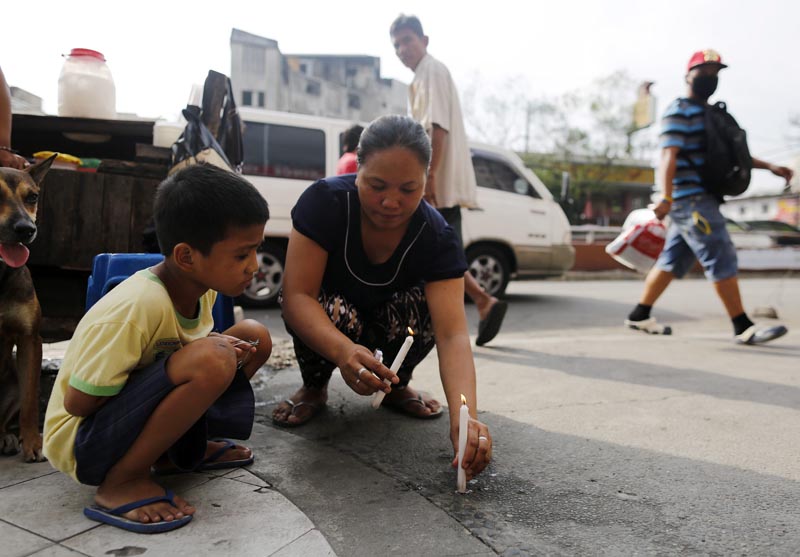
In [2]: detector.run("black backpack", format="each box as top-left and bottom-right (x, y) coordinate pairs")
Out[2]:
(701, 101), (752, 199)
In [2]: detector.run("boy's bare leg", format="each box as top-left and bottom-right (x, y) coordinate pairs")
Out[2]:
(224, 319), (273, 380)
(95, 333), (260, 524)
(191, 320), (273, 466)
(153, 320), (273, 473)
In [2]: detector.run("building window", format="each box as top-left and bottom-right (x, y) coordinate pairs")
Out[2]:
(299, 63), (308, 74)
(762, 203), (769, 214)
(348, 94), (361, 109)
(258, 92), (265, 107)
(306, 80), (321, 96)
(242, 90), (253, 106)
(242, 122), (325, 180)
(242, 45), (264, 74)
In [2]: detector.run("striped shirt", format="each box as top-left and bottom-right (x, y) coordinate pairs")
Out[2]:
(659, 98), (707, 199)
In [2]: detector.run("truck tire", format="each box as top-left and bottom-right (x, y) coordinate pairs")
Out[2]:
(238, 241), (285, 308)
(466, 245), (510, 298)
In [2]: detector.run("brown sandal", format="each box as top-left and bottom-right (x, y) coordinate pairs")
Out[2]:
(272, 399), (325, 428)
(382, 389), (443, 420)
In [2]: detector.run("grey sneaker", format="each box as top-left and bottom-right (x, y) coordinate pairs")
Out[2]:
(735, 324), (788, 345)
(624, 317), (672, 335)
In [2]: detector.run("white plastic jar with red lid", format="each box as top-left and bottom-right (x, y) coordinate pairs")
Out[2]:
(57, 48), (116, 120)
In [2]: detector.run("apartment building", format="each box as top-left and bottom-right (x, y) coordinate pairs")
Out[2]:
(230, 28), (407, 121)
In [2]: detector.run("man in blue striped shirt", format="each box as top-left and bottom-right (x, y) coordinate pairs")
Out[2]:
(625, 49), (794, 344)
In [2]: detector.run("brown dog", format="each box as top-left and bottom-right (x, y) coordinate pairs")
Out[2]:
(0, 154), (54, 462)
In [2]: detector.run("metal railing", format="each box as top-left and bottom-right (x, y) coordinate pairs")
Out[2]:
(570, 225), (622, 244)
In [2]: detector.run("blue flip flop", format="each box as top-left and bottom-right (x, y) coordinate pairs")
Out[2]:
(83, 489), (192, 534)
(196, 439), (254, 471)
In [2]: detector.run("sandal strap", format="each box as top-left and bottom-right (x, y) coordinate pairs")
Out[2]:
(109, 489), (177, 516)
(283, 399), (319, 415)
(402, 394), (425, 407)
(202, 440), (236, 465)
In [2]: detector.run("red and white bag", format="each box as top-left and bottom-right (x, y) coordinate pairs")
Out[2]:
(605, 220), (667, 273)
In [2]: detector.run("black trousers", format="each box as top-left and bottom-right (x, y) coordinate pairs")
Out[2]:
(282, 287), (436, 389)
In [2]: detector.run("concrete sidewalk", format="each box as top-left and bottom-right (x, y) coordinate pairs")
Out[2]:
(1, 341), (336, 557)
(0, 423), (336, 557)
(2, 338), (493, 557)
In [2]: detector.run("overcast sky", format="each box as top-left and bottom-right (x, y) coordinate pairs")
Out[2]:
(3, 0), (798, 194)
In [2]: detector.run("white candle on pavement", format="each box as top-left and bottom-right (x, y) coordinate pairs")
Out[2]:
(372, 328), (414, 409)
(457, 394), (469, 493)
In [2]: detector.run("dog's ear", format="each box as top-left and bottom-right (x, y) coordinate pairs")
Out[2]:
(25, 154), (58, 185)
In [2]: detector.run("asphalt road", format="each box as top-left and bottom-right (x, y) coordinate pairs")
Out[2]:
(244, 276), (800, 556)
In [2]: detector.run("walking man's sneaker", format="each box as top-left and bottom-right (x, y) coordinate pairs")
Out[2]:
(624, 317), (672, 335)
(735, 324), (788, 345)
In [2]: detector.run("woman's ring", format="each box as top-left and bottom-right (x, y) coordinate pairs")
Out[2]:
(478, 435), (488, 442)
(357, 367), (367, 377)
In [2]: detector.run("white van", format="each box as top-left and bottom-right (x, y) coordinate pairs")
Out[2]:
(237, 107), (574, 306)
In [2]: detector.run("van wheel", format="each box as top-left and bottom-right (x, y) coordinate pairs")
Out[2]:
(466, 245), (510, 298)
(238, 241), (285, 308)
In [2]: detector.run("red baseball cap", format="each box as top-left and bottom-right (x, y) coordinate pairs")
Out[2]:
(687, 49), (727, 72)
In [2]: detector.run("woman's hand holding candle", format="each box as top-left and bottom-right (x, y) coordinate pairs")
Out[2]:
(339, 344), (397, 395)
(451, 402), (493, 489)
(456, 395), (469, 492)
(372, 328), (415, 409)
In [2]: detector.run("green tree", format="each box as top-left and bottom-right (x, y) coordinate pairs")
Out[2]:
(462, 70), (658, 223)
(461, 73), (531, 149)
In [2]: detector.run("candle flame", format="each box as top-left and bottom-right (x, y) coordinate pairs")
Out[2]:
(407, 327), (415, 336)
(460, 394), (467, 405)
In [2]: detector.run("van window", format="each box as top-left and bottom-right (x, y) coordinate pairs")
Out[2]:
(472, 154), (541, 199)
(243, 122), (326, 180)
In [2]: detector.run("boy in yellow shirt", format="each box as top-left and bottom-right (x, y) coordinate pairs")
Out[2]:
(44, 164), (272, 533)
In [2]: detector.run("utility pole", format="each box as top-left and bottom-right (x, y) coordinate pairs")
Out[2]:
(629, 81), (656, 156)
(524, 102), (531, 154)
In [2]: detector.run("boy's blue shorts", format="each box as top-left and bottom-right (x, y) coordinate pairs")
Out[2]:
(74, 356), (254, 486)
(655, 193), (738, 282)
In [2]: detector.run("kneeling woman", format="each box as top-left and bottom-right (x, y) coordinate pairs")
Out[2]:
(272, 115), (492, 480)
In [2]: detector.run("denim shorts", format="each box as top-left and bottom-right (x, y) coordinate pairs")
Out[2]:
(74, 356), (254, 486)
(655, 193), (738, 281)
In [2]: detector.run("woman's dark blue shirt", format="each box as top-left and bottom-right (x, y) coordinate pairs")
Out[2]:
(290, 174), (468, 311)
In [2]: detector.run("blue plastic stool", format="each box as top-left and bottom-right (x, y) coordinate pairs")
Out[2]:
(86, 253), (235, 332)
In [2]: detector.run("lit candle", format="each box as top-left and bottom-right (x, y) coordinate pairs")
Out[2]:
(372, 327), (414, 409)
(457, 394), (469, 493)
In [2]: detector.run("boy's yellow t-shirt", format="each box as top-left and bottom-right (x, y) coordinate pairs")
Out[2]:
(43, 270), (216, 481)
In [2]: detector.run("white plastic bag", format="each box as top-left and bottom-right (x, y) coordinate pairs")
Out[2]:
(605, 220), (666, 273)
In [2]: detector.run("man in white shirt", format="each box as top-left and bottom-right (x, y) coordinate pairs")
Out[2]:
(390, 14), (507, 346)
